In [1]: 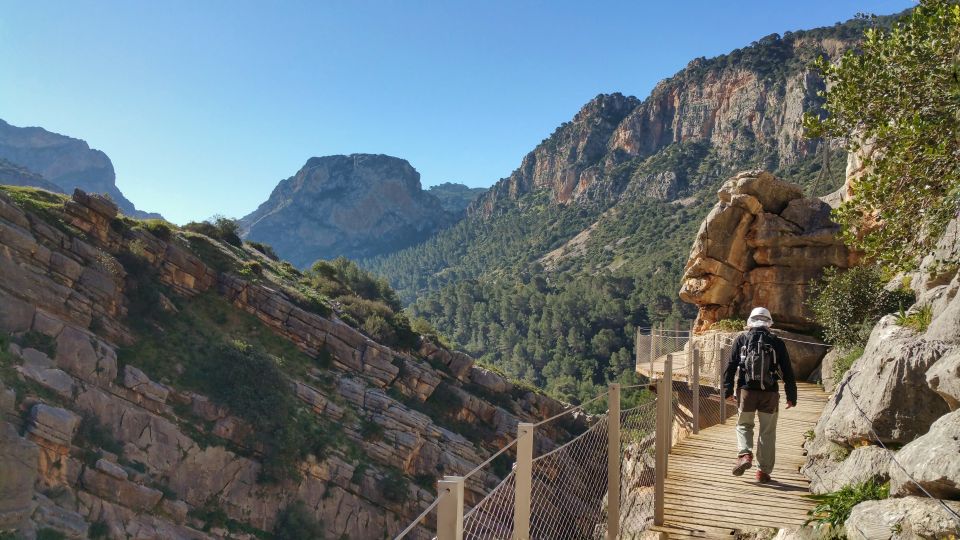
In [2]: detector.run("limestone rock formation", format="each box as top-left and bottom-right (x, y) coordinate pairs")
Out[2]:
(0, 187), (575, 538)
(240, 154), (456, 266)
(0, 119), (157, 218)
(845, 497), (960, 540)
(808, 445), (893, 495)
(469, 31), (855, 218)
(889, 409), (960, 499)
(680, 171), (854, 334)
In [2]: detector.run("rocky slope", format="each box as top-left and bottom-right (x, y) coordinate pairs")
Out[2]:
(0, 119), (157, 219)
(240, 154), (457, 267)
(0, 188), (575, 539)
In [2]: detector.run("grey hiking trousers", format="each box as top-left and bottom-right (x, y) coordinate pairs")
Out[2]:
(736, 389), (779, 474)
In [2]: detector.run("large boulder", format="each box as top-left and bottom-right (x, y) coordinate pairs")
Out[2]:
(889, 409), (960, 499)
(27, 403), (81, 447)
(818, 317), (951, 446)
(681, 171), (853, 334)
(927, 349), (960, 410)
(809, 445), (893, 495)
(845, 497), (960, 540)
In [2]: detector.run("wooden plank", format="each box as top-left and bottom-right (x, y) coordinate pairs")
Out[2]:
(658, 382), (827, 534)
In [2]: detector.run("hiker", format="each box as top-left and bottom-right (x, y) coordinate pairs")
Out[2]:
(723, 307), (797, 483)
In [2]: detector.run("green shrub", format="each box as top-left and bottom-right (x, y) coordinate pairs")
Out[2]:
(895, 304), (933, 333)
(359, 418), (384, 442)
(711, 319), (745, 332)
(183, 216), (242, 247)
(14, 331), (57, 357)
(75, 415), (123, 456)
(274, 502), (324, 540)
(140, 219), (174, 240)
(36, 529), (66, 540)
(247, 241), (278, 260)
(805, 480), (889, 532)
(381, 468), (410, 503)
(88, 521), (109, 540)
(833, 346), (865, 383)
(804, 0), (960, 271)
(808, 266), (915, 348)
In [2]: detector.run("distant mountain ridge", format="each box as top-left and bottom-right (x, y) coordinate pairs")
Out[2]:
(0, 119), (159, 218)
(427, 182), (488, 215)
(240, 154), (458, 267)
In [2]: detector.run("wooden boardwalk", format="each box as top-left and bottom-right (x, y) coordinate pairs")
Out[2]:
(652, 383), (829, 538)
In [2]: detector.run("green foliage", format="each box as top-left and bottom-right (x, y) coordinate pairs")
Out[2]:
(13, 331), (57, 357)
(381, 467), (410, 503)
(712, 319), (746, 332)
(75, 414), (124, 456)
(805, 1), (960, 270)
(36, 529), (66, 540)
(274, 502), (325, 540)
(0, 186), (73, 233)
(833, 346), (865, 383)
(88, 521), (110, 540)
(119, 292), (341, 483)
(895, 304), (934, 333)
(247, 240), (279, 260)
(805, 480), (890, 532)
(184, 215), (242, 247)
(139, 219), (174, 240)
(808, 266), (914, 348)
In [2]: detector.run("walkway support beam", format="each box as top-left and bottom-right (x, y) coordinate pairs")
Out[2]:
(514, 423), (534, 540)
(606, 383), (621, 540)
(715, 333), (727, 424)
(437, 476), (464, 540)
(654, 356), (673, 526)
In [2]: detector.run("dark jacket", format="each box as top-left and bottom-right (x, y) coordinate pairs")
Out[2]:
(723, 327), (797, 404)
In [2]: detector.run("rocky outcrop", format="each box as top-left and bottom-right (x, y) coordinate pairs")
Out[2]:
(0, 188), (574, 538)
(0, 423), (38, 530)
(470, 31), (853, 217)
(680, 171), (854, 335)
(427, 182), (488, 215)
(889, 409), (960, 499)
(845, 497), (960, 540)
(240, 154), (457, 267)
(0, 119), (157, 218)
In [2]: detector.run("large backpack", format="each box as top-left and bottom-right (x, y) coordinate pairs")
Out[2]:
(739, 330), (780, 390)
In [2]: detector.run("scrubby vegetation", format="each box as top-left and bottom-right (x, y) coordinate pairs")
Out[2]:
(808, 265), (914, 349)
(895, 304), (934, 333)
(273, 502), (325, 540)
(805, 0), (960, 271)
(805, 480), (890, 535)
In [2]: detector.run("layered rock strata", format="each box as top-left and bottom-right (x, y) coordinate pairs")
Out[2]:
(0, 189), (573, 539)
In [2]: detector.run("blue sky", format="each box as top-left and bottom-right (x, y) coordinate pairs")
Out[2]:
(0, 0), (912, 224)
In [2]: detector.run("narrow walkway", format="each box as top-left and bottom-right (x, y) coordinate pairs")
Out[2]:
(653, 383), (829, 538)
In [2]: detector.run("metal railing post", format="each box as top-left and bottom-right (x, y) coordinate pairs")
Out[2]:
(691, 344), (700, 435)
(649, 325), (656, 378)
(437, 476), (464, 540)
(606, 384), (621, 540)
(654, 356), (672, 526)
(514, 423), (534, 540)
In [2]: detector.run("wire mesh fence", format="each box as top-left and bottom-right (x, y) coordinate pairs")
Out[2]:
(462, 472), (517, 539)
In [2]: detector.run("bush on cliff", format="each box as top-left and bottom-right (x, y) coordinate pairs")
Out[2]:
(808, 265), (914, 349)
(183, 215), (242, 247)
(804, 0), (960, 270)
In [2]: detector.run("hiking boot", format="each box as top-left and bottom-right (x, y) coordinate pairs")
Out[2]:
(732, 453), (753, 476)
(756, 470), (771, 483)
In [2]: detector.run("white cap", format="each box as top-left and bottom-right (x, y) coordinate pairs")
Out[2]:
(747, 307), (773, 328)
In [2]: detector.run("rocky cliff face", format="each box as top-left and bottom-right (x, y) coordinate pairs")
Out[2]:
(799, 216), (960, 537)
(0, 119), (157, 219)
(679, 170), (854, 334)
(470, 32), (854, 218)
(426, 182), (487, 215)
(241, 154), (456, 267)
(0, 188), (573, 539)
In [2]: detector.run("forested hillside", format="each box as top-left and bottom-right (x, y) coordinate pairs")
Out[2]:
(362, 16), (895, 403)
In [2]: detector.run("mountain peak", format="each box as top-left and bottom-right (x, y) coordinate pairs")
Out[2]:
(240, 154), (454, 266)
